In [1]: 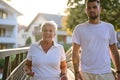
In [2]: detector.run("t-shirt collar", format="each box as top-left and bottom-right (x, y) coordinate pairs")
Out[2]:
(37, 40), (59, 48)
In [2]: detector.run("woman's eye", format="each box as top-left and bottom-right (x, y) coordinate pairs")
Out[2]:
(49, 30), (53, 32)
(43, 30), (47, 32)
(43, 30), (53, 33)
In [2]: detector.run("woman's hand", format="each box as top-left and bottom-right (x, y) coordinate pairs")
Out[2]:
(23, 66), (34, 77)
(61, 73), (68, 80)
(24, 59), (34, 76)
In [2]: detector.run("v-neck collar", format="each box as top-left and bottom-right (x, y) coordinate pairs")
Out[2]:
(36, 40), (59, 54)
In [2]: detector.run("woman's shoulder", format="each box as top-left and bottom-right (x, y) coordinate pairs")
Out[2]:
(53, 42), (63, 48)
(29, 42), (39, 48)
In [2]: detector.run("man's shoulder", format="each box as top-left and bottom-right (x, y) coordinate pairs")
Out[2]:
(101, 21), (114, 30)
(78, 22), (87, 26)
(101, 21), (113, 26)
(75, 22), (88, 28)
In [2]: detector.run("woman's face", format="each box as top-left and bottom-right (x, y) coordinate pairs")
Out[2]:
(41, 25), (56, 42)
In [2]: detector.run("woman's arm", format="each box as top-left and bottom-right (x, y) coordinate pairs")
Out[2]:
(24, 59), (34, 76)
(60, 60), (68, 80)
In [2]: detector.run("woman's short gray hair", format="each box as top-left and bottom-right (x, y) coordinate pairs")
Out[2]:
(40, 21), (58, 33)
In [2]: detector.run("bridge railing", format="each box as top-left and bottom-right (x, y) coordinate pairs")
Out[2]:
(0, 47), (119, 80)
(0, 46), (75, 80)
(0, 47), (29, 80)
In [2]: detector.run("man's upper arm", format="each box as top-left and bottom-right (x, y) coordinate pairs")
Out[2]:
(109, 43), (118, 54)
(72, 43), (80, 54)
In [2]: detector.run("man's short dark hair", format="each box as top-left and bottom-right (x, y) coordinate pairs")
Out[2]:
(85, 0), (100, 5)
(86, 0), (100, 3)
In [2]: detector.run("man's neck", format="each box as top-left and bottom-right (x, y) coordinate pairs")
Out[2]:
(88, 19), (101, 24)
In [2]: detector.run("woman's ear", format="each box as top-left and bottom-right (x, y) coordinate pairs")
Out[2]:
(54, 33), (56, 37)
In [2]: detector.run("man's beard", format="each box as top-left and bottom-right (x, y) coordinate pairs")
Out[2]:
(89, 15), (98, 20)
(89, 12), (99, 20)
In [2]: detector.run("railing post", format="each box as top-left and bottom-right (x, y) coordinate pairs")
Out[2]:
(2, 56), (10, 80)
(20, 53), (24, 62)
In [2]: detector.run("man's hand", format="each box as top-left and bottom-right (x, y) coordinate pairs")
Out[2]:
(116, 73), (120, 80)
(75, 72), (83, 80)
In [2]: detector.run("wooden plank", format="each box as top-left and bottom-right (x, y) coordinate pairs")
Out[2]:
(0, 47), (29, 58)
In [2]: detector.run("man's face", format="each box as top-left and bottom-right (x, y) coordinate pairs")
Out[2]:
(86, 1), (101, 20)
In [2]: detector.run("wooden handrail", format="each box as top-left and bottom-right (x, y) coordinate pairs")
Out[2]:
(0, 47), (29, 80)
(0, 47), (29, 58)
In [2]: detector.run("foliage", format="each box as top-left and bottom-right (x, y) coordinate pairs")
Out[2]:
(63, 0), (120, 32)
(35, 35), (41, 41)
(111, 61), (114, 68)
(0, 58), (5, 68)
(100, 0), (120, 31)
(25, 37), (32, 46)
(63, 43), (72, 52)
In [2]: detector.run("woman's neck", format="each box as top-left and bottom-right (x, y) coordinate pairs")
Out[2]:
(40, 40), (53, 45)
(39, 40), (53, 53)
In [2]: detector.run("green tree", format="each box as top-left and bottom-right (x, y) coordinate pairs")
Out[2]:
(63, 0), (120, 32)
(25, 37), (32, 46)
(0, 58), (5, 68)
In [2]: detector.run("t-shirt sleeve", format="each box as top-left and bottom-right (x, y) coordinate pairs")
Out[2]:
(60, 45), (66, 61)
(109, 25), (117, 45)
(26, 44), (34, 61)
(72, 26), (81, 45)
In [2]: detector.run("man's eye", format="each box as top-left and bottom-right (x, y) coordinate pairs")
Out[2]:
(93, 6), (97, 9)
(87, 7), (91, 9)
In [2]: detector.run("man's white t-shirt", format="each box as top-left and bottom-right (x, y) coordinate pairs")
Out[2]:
(27, 41), (66, 80)
(72, 21), (117, 74)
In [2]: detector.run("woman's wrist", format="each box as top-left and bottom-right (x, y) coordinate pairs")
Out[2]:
(60, 72), (67, 77)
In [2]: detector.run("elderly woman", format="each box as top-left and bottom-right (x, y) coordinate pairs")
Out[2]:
(24, 21), (68, 80)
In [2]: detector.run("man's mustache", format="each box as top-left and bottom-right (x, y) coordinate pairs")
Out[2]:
(90, 12), (95, 14)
